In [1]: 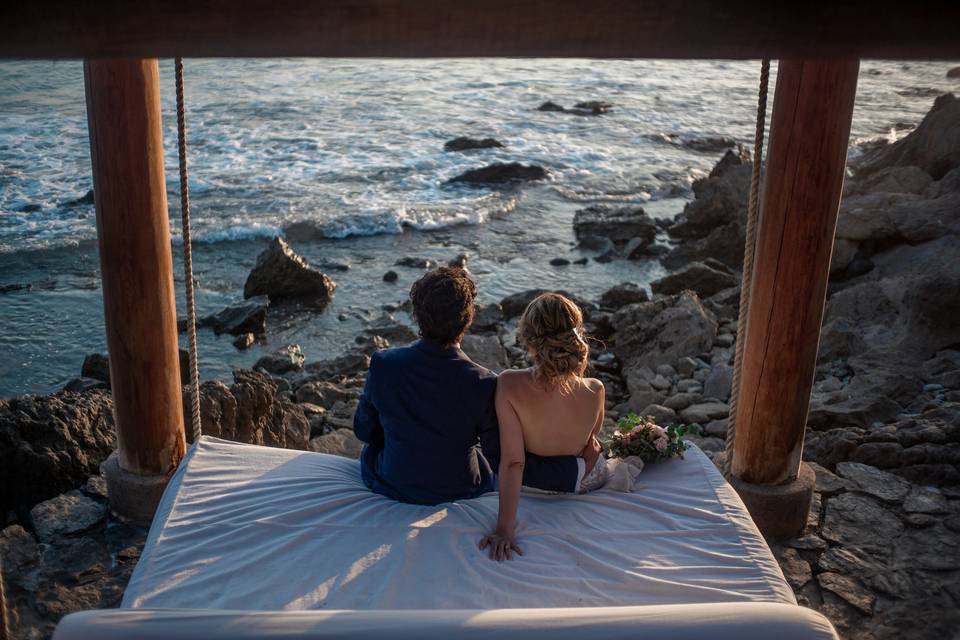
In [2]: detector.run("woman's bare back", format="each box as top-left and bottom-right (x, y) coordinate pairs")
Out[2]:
(498, 368), (605, 457)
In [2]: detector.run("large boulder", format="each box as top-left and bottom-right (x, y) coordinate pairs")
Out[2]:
(611, 290), (718, 377)
(663, 149), (752, 269)
(598, 283), (649, 310)
(253, 344), (305, 375)
(446, 163), (548, 185)
(572, 205), (657, 247)
(461, 334), (509, 373)
(650, 261), (739, 298)
(243, 237), (336, 308)
(0, 391), (116, 514)
(499, 289), (594, 319)
(189, 370), (310, 450)
(835, 191), (960, 247)
(853, 93), (960, 181)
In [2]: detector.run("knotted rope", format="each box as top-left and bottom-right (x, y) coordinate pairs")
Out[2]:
(175, 58), (202, 444)
(723, 59), (770, 476)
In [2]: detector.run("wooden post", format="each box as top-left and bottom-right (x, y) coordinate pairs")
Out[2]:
(84, 59), (186, 521)
(729, 59), (859, 537)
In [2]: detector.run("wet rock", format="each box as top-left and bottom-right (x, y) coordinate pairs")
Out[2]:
(817, 572), (875, 614)
(835, 461), (912, 502)
(537, 100), (566, 112)
(319, 259), (351, 272)
(599, 283), (649, 309)
(949, 66), (960, 79)
(29, 490), (106, 542)
(383, 270), (399, 282)
(282, 220), (325, 242)
(443, 136), (504, 152)
(62, 189), (95, 207)
(79, 354), (110, 383)
(461, 334), (508, 373)
(654, 262), (739, 300)
(243, 237), (337, 308)
(821, 492), (903, 552)
(570, 100), (613, 116)
(549, 257), (570, 266)
(500, 289), (593, 319)
(682, 136), (739, 153)
(447, 162), (549, 185)
(611, 290), (717, 374)
(0, 282), (32, 294)
(853, 93), (960, 180)
(395, 256), (438, 269)
(309, 429), (363, 459)
(573, 205), (657, 246)
(448, 253), (470, 269)
(0, 390), (116, 514)
(200, 298), (268, 336)
(254, 344), (305, 375)
(233, 332), (256, 350)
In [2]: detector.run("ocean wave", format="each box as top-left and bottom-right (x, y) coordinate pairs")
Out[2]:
(189, 224), (282, 244)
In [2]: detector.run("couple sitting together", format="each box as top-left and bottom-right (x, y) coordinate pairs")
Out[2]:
(353, 266), (606, 562)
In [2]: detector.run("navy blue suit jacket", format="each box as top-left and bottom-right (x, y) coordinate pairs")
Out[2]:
(353, 339), (580, 505)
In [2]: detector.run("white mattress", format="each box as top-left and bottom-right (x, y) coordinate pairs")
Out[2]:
(122, 436), (795, 610)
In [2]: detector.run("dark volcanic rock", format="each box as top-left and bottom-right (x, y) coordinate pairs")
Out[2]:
(650, 261), (739, 298)
(598, 283), (650, 309)
(190, 369), (309, 449)
(853, 93), (960, 180)
(0, 390), (116, 513)
(200, 298), (268, 336)
(537, 100), (566, 112)
(948, 66), (960, 79)
(243, 237), (337, 308)
(383, 270), (399, 282)
(443, 137), (504, 152)
(62, 189), (94, 207)
(570, 101), (613, 116)
(500, 289), (594, 320)
(447, 163), (548, 186)
(573, 205), (657, 246)
(254, 344), (306, 375)
(282, 220), (325, 242)
(0, 282), (32, 294)
(395, 257), (438, 269)
(80, 353), (111, 384)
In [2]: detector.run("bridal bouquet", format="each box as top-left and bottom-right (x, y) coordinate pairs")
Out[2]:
(606, 414), (698, 464)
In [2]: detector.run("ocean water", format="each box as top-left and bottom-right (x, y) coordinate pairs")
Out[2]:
(0, 59), (956, 397)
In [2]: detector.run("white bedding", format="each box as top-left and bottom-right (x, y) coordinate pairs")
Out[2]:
(122, 436), (796, 611)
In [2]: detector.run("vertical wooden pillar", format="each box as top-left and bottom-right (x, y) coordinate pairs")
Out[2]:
(84, 60), (185, 518)
(729, 59), (859, 537)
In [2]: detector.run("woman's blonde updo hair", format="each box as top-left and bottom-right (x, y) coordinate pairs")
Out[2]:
(518, 293), (589, 393)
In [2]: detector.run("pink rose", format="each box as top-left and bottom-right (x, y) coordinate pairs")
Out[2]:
(655, 436), (669, 451)
(650, 425), (667, 439)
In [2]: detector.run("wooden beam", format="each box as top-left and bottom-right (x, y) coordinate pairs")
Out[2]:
(85, 59), (186, 479)
(731, 59), (859, 486)
(3, 1), (959, 59)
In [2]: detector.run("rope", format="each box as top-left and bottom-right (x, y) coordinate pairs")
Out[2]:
(0, 558), (9, 640)
(175, 57), (203, 444)
(723, 59), (770, 476)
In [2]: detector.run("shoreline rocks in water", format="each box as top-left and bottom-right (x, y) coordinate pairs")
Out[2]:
(446, 162), (549, 186)
(537, 100), (613, 116)
(443, 136), (504, 152)
(243, 236), (337, 308)
(573, 205), (659, 257)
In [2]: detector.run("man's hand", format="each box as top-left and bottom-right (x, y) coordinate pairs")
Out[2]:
(479, 531), (523, 562)
(580, 435), (603, 473)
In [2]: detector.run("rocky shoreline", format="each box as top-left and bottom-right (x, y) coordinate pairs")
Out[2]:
(2, 94), (959, 639)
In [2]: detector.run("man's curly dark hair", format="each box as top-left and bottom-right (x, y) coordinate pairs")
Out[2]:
(410, 267), (476, 347)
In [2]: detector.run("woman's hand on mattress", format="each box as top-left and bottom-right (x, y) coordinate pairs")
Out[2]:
(479, 530), (523, 562)
(580, 436), (602, 472)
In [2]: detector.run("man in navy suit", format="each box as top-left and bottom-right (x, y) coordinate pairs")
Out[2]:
(354, 267), (598, 505)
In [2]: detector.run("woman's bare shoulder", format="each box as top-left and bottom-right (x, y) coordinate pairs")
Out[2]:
(497, 368), (533, 391)
(582, 377), (605, 394)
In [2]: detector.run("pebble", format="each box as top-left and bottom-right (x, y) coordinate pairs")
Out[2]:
(655, 364), (676, 378)
(650, 374), (671, 390)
